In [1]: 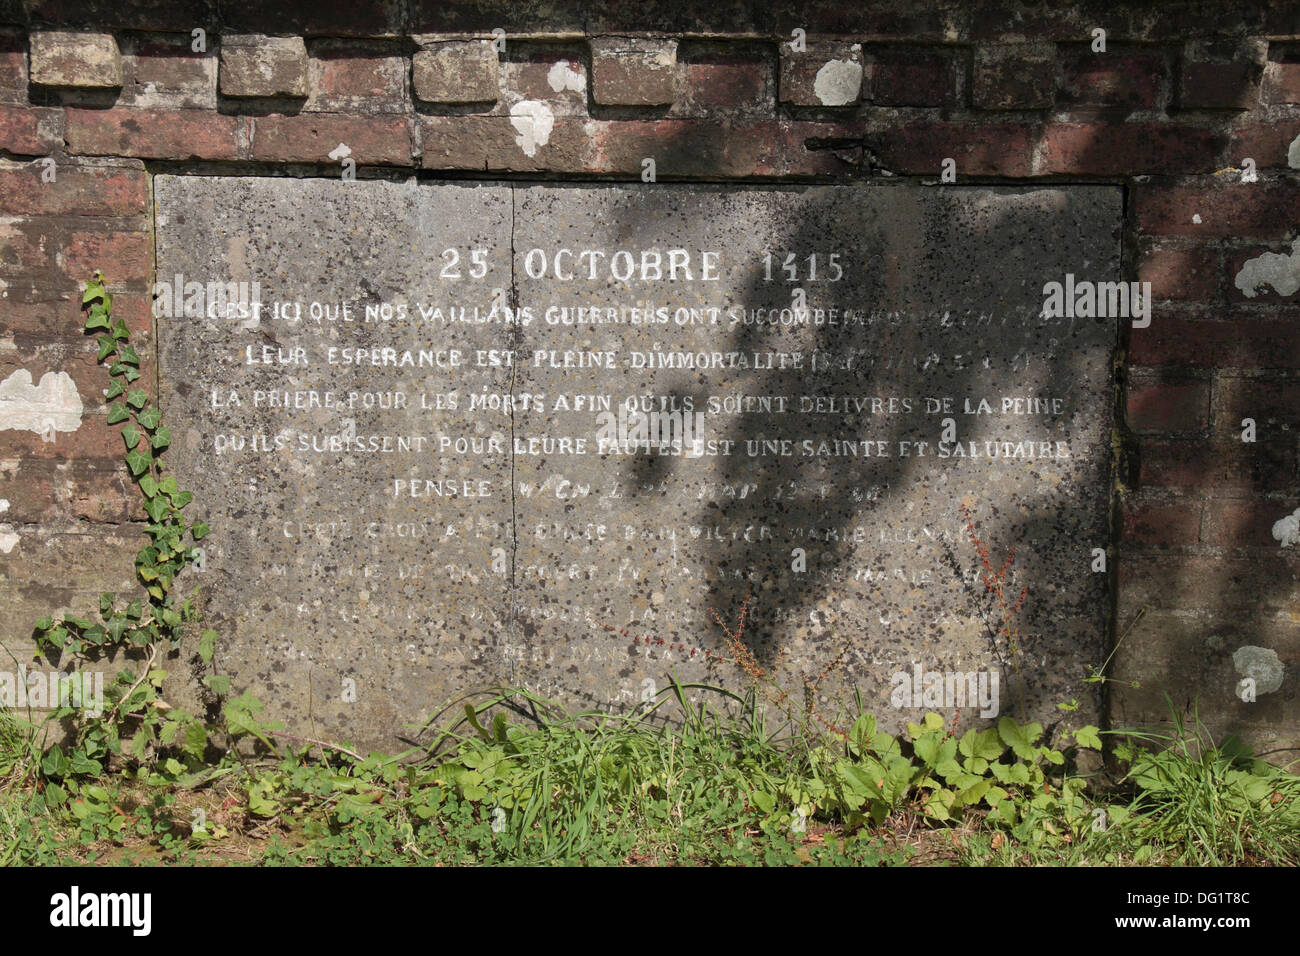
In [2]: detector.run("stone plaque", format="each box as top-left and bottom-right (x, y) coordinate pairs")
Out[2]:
(156, 177), (1121, 748)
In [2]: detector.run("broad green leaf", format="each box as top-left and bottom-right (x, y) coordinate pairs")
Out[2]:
(997, 717), (1043, 761)
(199, 629), (218, 665)
(125, 448), (151, 476)
(138, 474), (158, 499)
(104, 380), (124, 399)
(138, 406), (162, 430)
(121, 425), (141, 450)
(96, 336), (116, 362)
(106, 402), (129, 425)
(125, 388), (148, 409)
(1074, 725), (1103, 750)
(190, 521), (210, 540)
(152, 426), (171, 450)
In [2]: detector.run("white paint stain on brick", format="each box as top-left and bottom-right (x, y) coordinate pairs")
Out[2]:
(0, 369), (83, 435)
(1236, 237), (1300, 298)
(1192, 213), (1202, 224)
(0, 528), (16, 553)
(509, 100), (554, 157)
(813, 56), (863, 106)
(1233, 645), (1284, 694)
(546, 60), (585, 94)
(1289, 132), (1300, 169)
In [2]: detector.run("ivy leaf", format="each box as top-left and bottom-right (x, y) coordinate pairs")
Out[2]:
(125, 389), (148, 410)
(104, 380), (124, 399)
(106, 402), (130, 425)
(123, 367), (140, 382)
(137, 406), (162, 431)
(151, 426), (171, 450)
(108, 362), (128, 377)
(125, 448), (151, 477)
(159, 476), (178, 496)
(110, 317), (129, 341)
(85, 304), (110, 331)
(119, 343), (140, 366)
(96, 336), (116, 362)
(171, 490), (193, 509)
(121, 425), (141, 450)
(191, 521), (210, 540)
(82, 282), (104, 304)
(138, 474), (159, 499)
(143, 496), (168, 523)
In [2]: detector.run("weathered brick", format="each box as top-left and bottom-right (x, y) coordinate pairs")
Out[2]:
(29, 31), (122, 89)
(0, 458), (137, 524)
(1127, 381), (1209, 433)
(868, 47), (957, 107)
(220, 34), (308, 99)
(1179, 62), (1262, 110)
(411, 40), (497, 104)
(0, 162), (146, 218)
(0, 32), (27, 105)
(1122, 498), (1202, 548)
(306, 39), (406, 113)
(779, 41), (862, 107)
(0, 216), (55, 277)
(591, 37), (678, 107)
(0, 457), (57, 523)
(1263, 52), (1300, 104)
(251, 113), (411, 165)
(676, 50), (771, 116)
(66, 107), (242, 161)
(119, 33), (216, 110)
(0, 105), (59, 155)
(1138, 242), (1223, 303)
(587, 119), (852, 177)
(1228, 118), (1300, 170)
(972, 43), (1054, 110)
(874, 121), (1036, 177)
(1058, 50), (1165, 109)
(1204, 499), (1300, 548)
(0, 292), (150, 337)
(59, 227), (150, 286)
(498, 56), (586, 109)
(1118, 553), (1300, 612)
(1135, 181), (1300, 239)
(1215, 378), (1300, 439)
(1037, 123), (1224, 175)
(1138, 438), (1296, 493)
(1130, 313), (1300, 369)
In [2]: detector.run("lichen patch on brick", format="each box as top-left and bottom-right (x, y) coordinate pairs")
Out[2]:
(1235, 238), (1300, 298)
(547, 61), (585, 94)
(1233, 645), (1284, 694)
(0, 369), (83, 434)
(509, 100), (554, 157)
(813, 56), (862, 106)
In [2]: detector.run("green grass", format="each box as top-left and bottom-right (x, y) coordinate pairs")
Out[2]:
(1, 688), (1297, 867)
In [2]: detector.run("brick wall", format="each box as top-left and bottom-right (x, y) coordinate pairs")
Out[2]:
(2, 1), (1298, 758)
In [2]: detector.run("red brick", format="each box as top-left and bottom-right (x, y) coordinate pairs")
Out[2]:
(1037, 123), (1224, 175)
(1122, 498), (1202, 547)
(251, 113), (412, 166)
(1127, 381), (1209, 433)
(1139, 439), (1296, 493)
(1179, 61), (1261, 110)
(1135, 181), (1300, 239)
(0, 106), (59, 156)
(59, 228), (151, 286)
(0, 164), (146, 217)
(120, 35), (216, 110)
(419, 115), (588, 173)
(0, 459), (57, 522)
(306, 40), (406, 113)
(1117, 552), (1300, 612)
(0, 458), (138, 524)
(1130, 312), (1300, 368)
(679, 59), (771, 115)
(0, 292), (151, 337)
(1059, 51), (1165, 109)
(0, 33), (25, 105)
(875, 121), (1036, 177)
(587, 119), (854, 177)
(1264, 58), (1300, 104)
(66, 107), (241, 161)
(972, 44), (1054, 110)
(0, 217), (56, 277)
(1228, 118), (1300, 171)
(1138, 242), (1222, 302)
(868, 48), (957, 107)
(1204, 499), (1300, 548)
(1216, 378), (1300, 439)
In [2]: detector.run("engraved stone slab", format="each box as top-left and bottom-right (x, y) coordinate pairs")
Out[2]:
(157, 178), (1122, 748)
